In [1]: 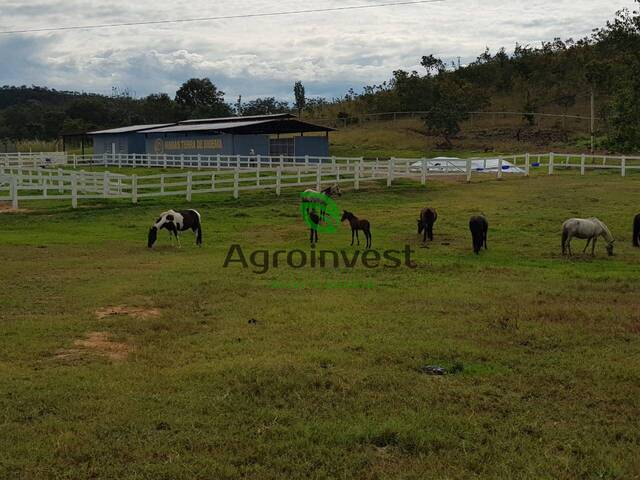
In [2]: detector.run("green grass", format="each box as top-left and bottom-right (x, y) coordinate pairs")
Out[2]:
(1, 173), (640, 479)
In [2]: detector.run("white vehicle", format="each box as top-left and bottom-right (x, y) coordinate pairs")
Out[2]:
(409, 157), (525, 174)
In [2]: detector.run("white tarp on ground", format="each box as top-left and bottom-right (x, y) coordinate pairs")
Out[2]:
(410, 157), (525, 174)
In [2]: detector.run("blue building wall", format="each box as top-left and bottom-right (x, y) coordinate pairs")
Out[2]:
(295, 136), (329, 157)
(93, 133), (146, 155)
(91, 132), (330, 157)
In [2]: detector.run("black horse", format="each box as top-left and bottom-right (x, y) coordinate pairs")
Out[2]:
(309, 210), (320, 245)
(341, 211), (372, 249)
(469, 215), (488, 254)
(634, 213), (640, 247)
(148, 209), (202, 248)
(417, 207), (438, 243)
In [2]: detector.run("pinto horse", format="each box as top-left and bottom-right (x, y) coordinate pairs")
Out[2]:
(562, 217), (614, 257)
(148, 209), (202, 248)
(633, 213), (640, 247)
(469, 215), (488, 254)
(341, 210), (372, 249)
(417, 207), (438, 243)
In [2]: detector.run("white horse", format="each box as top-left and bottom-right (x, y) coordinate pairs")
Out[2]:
(562, 217), (615, 256)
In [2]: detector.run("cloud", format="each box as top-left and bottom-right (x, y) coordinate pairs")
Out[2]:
(0, 0), (635, 100)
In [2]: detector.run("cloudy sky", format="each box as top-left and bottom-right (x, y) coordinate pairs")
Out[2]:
(0, 0), (635, 102)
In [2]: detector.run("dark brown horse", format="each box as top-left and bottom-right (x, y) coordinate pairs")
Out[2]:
(417, 207), (438, 242)
(309, 210), (320, 245)
(341, 211), (372, 248)
(634, 213), (640, 247)
(469, 215), (488, 254)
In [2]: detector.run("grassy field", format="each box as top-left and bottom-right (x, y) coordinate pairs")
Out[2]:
(1, 172), (640, 479)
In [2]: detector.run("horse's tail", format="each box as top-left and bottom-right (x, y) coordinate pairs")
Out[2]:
(562, 228), (568, 255)
(633, 215), (640, 247)
(196, 225), (203, 246)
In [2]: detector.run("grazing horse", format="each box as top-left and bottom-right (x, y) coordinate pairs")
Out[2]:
(148, 209), (202, 248)
(417, 207), (438, 243)
(633, 214), (640, 247)
(341, 211), (372, 248)
(562, 217), (614, 257)
(309, 210), (320, 245)
(469, 215), (488, 254)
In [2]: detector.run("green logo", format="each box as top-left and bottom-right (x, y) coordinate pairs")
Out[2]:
(300, 191), (340, 233)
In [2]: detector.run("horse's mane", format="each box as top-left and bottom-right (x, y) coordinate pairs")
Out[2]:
(592, 218), (615, 242)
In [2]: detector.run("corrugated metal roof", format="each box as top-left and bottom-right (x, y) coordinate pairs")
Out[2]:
(179, 113), (294, 125)
(139, 120), (273, 133)
(88, 123), (174, 135)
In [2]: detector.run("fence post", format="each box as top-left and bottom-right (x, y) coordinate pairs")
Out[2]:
(180, 154), (184, 169)
(581, 154), (586, 175)
(525, 153), (530, 177)
(71, 174), (78, 209)
(73, 154), (77, 168)
(160, 174), (165, 193)
(10, 176), (18, 210)
(131, 174), (138, 204)
(186, 171), (192, 201)
(497, 158), (503, 179)
(463, 158), (471, 183)
(211, 173), (216, 192)
(421, 158), (427, 185)
(548, 152), (554, 175)
(621, 156), (626, 177)
(103, 171), (109, 197)
(354, 163), (360, 190)
(387, 158), (395, 187)
(316, 165), (322, 191)
(58, 168), (64, 193)
(276, 167), (282, 196)
(233, 169), (239, 199)
(197, 154), (201, 171)
(256, 158), (261, 186)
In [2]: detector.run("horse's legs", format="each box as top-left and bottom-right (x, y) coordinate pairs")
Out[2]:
(583, 238), (591, 253)
(355, 230), (360, 246)
(351, 229), (355, 246)
(592, 237), (597, 256)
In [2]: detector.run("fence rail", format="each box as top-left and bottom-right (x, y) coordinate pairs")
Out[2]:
(0, 152), (638, 209)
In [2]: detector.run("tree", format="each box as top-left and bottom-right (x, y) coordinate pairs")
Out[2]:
(420, 54), (446, 77)
(294, 81), (306, 117)
(175, 78), (232, 117)
(242, 97), (289, 116)
(423, 77), (488, 147)
(140, 93), (180, 123)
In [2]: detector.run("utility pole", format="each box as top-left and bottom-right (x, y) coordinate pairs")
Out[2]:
(590, 89), (595, 154)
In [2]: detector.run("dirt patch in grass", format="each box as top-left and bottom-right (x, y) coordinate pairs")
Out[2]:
(95, 306), (161, 320)
(0, 202), (30, 213)
(55, 332), (132, 361)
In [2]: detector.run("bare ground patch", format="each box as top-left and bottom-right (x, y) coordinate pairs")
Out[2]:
(55, 332), (132, 361)
(0, 202), (30, 213)
(95, 306), (161, 320)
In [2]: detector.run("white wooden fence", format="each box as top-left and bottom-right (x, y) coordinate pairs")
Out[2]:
(0, 153), (638, 209)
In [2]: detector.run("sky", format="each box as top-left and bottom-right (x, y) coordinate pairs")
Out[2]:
(0, 0), (636, 102)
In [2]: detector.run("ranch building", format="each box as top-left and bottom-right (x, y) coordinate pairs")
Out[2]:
(88, 113), (334, 158)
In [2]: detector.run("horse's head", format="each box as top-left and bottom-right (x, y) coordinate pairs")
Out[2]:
(606, 241), (615, 256)
(148, 226), (158, 248)
(341, 210), (351, 222)
(417, 218), (424, 234)
(332, 184), (342, 197)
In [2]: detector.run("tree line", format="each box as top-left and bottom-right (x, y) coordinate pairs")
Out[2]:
(0, 78), (325, 143)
